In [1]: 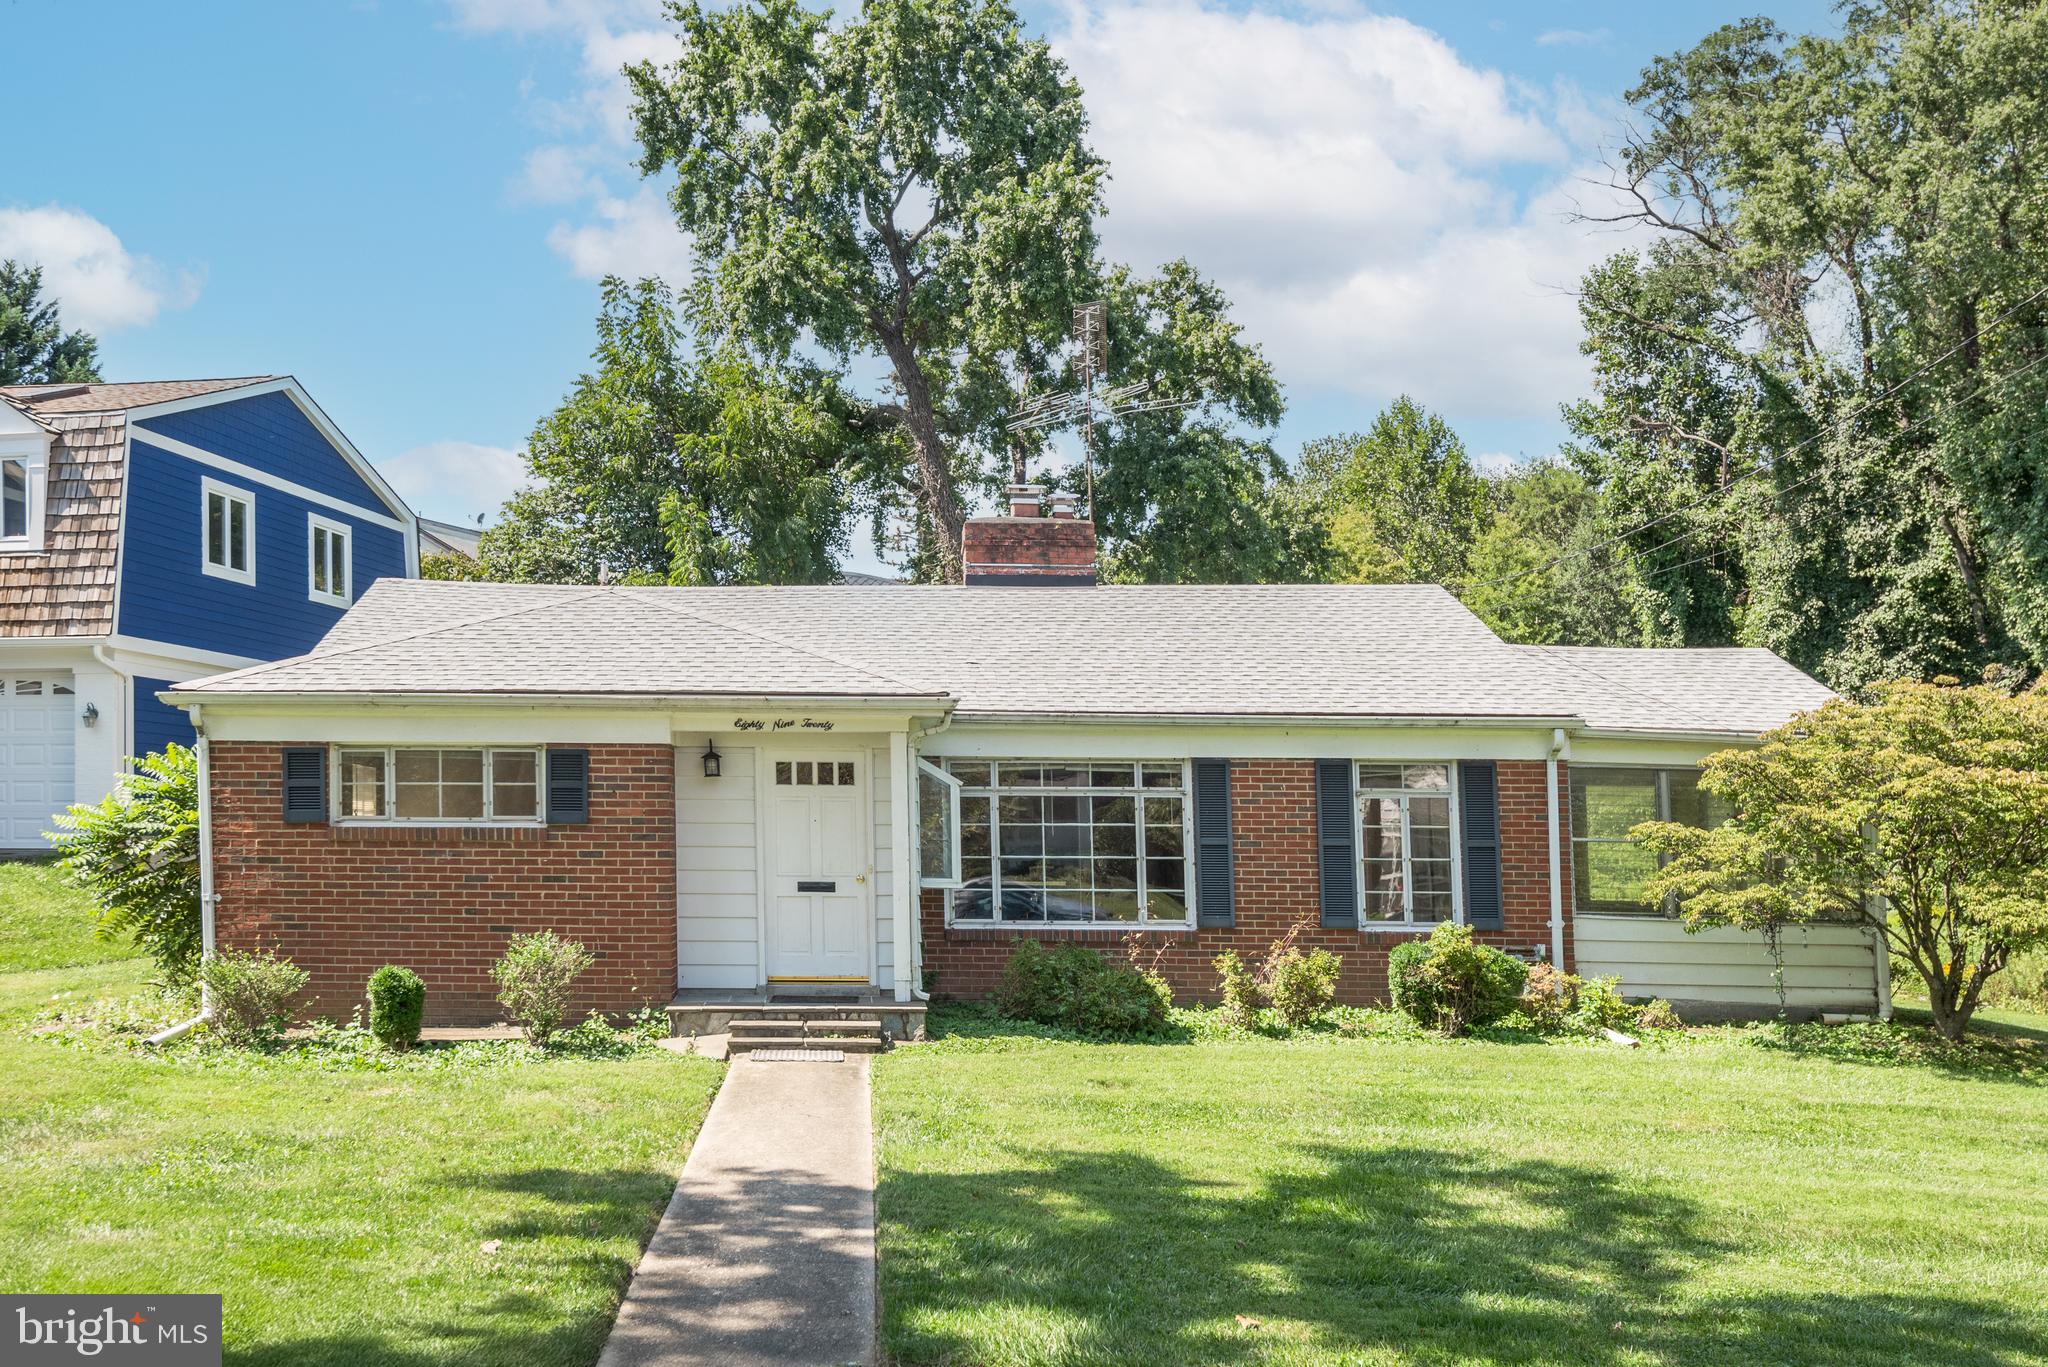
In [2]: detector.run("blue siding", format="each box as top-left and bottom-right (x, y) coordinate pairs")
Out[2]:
(116, 439), (408, 658)
(133, 390), (392, 512)
(133, 677), (197, 758)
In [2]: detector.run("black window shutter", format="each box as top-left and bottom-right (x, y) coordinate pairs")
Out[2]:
(1460, 760), (1503, 929)
(1192, 758), (1234, 928)
(281, 748), (327, 824)
(547, 748), (590, 825)
(1316, 759), (1357, 929)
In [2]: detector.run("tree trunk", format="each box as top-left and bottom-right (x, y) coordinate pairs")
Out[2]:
(877, 331), (967, 583)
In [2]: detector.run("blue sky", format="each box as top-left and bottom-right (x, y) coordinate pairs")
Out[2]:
(5, 0), (1833, 571)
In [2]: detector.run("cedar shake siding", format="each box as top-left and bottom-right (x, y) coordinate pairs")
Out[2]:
(920, 759), (1572, 1005)
(209, 741), (677, 1025)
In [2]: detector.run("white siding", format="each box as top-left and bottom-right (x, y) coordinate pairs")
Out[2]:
(872, 745), (894, 987)
(1576, 915), (1881, 1013)
(676, 739), (760, 990)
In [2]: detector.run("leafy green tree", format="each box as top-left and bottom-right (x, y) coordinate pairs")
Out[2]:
(0, 260), (100, 385)
(1634, 680), (2048, 1042)
(1462, 460), (1636, 645)
(49, 745), (201, 992)
(478, 277), (865, 586)
(1568, 4), (2048, 689)
(1300, 397), (1492, 585)
(628, 0), (1102, 580)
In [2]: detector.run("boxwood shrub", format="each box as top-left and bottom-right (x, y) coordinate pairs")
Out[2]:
(1388, 922), (1528, 1036)
(996, 940), (1170, 1036)
(367, 964), (426, 1051)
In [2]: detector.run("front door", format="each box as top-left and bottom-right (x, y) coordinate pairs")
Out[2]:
(765, 755), (868, 982)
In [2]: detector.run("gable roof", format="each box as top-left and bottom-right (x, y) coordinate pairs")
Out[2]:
(0, 377), (275, 416)
(168, 580), (1828, 736)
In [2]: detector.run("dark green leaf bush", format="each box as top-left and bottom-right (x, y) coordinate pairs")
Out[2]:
(996, 940), (1168, 1036)
(367, 965), (426, 1050)
(200, 949), (309, 1046)
(1267, 946), (1342, 1027)
(1388, 923), (1528, 1036)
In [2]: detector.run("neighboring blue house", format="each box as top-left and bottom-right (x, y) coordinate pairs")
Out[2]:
(0, 377), (417, 850)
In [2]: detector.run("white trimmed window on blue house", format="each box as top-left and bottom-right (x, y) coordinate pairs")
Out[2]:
(308, 513), (351, 606)
(201, 476), (255, 585)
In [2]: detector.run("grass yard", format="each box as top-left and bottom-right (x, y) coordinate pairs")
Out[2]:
(0, 861), (720, 1367)
(876, 1006), (2048, 1367)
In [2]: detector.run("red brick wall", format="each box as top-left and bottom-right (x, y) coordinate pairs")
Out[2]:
(920, 759), (1572, 1006)
(209, 742), (677, 1026)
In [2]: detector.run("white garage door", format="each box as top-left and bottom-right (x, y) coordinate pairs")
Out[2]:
(1, 674), (76, 849)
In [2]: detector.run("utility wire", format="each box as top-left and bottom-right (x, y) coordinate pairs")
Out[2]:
(1452, 282), (2048, 593)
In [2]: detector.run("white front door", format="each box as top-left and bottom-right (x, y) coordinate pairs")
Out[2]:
(0, 674), (76, 850)
(765, 755), (869, 982)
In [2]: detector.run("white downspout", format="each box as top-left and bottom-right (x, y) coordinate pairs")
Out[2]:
(1547, 726), (1568, 969)
(902, 711), (955, 1003)
(146, 702), (214, 1046)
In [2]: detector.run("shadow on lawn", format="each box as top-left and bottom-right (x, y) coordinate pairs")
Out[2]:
(881, 1145), (2048, 1367)
(226, 1165), (677, 1367)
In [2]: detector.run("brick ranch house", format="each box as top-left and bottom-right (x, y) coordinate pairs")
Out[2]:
(164, 492), (1888, 1029)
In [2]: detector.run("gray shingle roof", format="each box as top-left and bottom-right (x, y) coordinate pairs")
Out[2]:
(1514, 644), (1835, 735)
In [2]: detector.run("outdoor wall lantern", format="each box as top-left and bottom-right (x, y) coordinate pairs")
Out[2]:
(81, 702), (98, 728)
(702, 740), (722, 779)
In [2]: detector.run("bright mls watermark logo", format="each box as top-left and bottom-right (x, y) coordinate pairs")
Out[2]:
(4, 1295), (220, 1364)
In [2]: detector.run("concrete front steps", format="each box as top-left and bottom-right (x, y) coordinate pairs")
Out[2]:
(666, 991), (926, 1046)
(725, 1016), (886, 1055)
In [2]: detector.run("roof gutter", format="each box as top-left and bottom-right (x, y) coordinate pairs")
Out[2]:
(950, 711), (1586, 729)
(160, 690), (956, 712)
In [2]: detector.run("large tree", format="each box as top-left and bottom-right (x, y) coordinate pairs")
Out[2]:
(1300, 397), (1492, 586)
(1566, 3), (2048, 690)
(477, 277), (875, 586)
(1461, 460), (1637, 646)
(0, 260), (100, 385)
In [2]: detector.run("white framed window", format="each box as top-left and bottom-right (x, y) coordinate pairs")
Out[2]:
(0, 447), (47, 553)
(201, 476), (255, 585)
(940, 759), (1194, 927)
(916, 758), (963, 889)
(1357, 762), (1461, 929)
(307, 513), (351, 606)
(334, 747), (544, 825)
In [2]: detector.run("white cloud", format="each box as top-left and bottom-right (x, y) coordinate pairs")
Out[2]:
(1537, 28), (1611, 47)
(1051, 1), (1629, 419)
(0, 205), (201, 334)
(545, 185), (692, 282)
(515, 144), (605, 203)
(379, 439), (528, 522)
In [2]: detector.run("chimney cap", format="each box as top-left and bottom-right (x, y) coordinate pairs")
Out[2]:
(1005, 482), (1046, 517)
(1046, 490), (1082, 520)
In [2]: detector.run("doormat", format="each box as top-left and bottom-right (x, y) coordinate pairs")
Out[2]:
(747, 1048), (847, 1062)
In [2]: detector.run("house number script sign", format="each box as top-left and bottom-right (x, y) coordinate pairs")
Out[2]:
(733, 717), (836, 731)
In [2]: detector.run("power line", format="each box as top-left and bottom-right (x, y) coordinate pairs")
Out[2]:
(1452, 282), (2048, 593)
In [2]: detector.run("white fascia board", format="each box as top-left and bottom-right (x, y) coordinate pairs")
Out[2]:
(1567, 735), (1755, 767)
(103, 636), (265, 677)
(126, 377), (418, 529)
(135, 429), (409, 533)
(953, 710), (1582, 728)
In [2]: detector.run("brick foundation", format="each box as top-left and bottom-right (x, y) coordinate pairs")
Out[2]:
(919, 759), (1572, 1005)
(210, 742), (677, 1025)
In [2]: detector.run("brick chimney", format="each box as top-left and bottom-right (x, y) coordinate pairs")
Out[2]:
(961, 483), (1097, 586)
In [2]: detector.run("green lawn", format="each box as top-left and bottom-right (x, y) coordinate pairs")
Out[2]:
(876, 1007), (2048, 1366)
(0, 861), (720, 1366)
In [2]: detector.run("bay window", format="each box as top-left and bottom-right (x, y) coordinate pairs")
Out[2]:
(336, 747), (543, 824)
(1571, 767), (1729, 915)
(940, 760), (1193, 926)
(1357, 763), (1459, 927)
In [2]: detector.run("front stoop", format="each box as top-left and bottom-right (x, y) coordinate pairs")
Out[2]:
(665, 993), (926, 1047)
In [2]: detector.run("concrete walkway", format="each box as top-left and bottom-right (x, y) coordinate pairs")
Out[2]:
(597, 1055), (875, 1367)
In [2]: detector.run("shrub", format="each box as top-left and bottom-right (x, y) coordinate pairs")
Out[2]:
(995, 940), (1166, 1036)
(1268, 946), (1342, 1027)
(1388, 923), (1528, 1037)
(1571, 975), (1639, 1033)
(200, 949), (309, 1046)
(1519, 962), (1580, 1031)
(49, 745), (201, 992)
(1635, 998), (1684, 1032)
(490, 931), (595, 1043)
(366, 965), (426, 1050)
(1213, 950), (1259, 1031)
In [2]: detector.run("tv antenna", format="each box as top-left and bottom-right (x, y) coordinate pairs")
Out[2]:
(1006, 300), (1197, 511)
